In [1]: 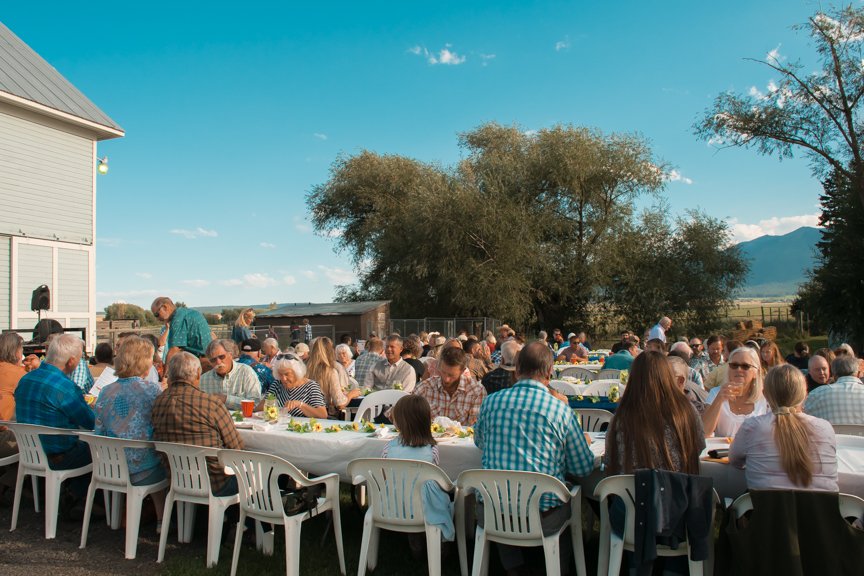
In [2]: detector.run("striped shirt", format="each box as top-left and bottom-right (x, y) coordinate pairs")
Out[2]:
(264, 379), (326, 417)
(474, 379), (594, 511)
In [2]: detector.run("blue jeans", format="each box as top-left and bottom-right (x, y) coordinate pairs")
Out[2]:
(47, 440), (92, 497)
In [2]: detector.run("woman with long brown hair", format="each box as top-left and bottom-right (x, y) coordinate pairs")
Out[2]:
(759, 341), (785, 372)
(605, 351), (705, 475)
(306, 336), (361, 418)
(729, 365), (837, 490)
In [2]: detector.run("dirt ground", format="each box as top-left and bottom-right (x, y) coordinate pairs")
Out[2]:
(0, 491), (181, 576)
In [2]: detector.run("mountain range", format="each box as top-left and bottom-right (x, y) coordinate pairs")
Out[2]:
(736, 226), (820, 298)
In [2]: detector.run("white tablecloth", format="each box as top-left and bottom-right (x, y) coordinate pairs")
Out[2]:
(238, 418), (606, 483)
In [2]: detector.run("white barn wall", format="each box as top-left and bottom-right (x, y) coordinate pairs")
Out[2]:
(0, 236), (9, 330)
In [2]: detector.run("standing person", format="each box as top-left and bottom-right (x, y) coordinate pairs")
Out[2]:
(151, 297), (212, 362)
(302, 318), (313, 344)
(15, 334), (95, 499)
(306, 337), (360, 418)
(702, 347), (769, 437)
(474, 341), (594, 575)
(648, 316), (672, 344)
(231, 308), (255, 344)
(730, 365), (837, 491)
(151, 352), (244, 497)
(93, 336), (166, 527)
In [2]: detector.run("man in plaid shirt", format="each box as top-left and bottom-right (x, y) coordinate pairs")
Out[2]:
(415, 346), (486, 426)
(804, 354), (864, 425)
(152, 352), (244, 495)
(474, 340), (594, 574)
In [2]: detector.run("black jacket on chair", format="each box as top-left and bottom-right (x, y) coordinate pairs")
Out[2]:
(717, 489), (864, 576)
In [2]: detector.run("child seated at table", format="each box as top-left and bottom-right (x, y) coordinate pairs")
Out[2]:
(382, 395), (454, 545)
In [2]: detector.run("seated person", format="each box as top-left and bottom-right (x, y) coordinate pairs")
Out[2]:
(730, 365), (837, 491)
(557, 334), (588, 362)
(264, 357), (327, 418)
(414, 346), (487, 426)
(702, 347), (769, 437)
(152, 352), (244, 496)
(199, 339), (262, 410)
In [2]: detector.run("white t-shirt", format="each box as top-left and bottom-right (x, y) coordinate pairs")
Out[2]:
(90, 365), (160, 397)
(706, 386), (769, 437)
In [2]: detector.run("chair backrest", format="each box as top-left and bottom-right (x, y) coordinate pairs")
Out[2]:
(347, 458), (454, 527)
(574, 408), (613, 432)
(5, 422), (82, 473)
(582, 379), (623, 396)
(153, 441), (219, 500)
(218, 449), (309, 523)
(548, 380), (583, 396)
(79, 434), (156, 489)
(353, 390), (408, 423)
(597, 369), (621, 380)
(557, 367), (596, 381)
(833, 424), (864, 436)
(457, 469), (570, 541)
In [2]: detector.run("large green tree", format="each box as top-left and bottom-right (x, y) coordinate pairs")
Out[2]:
(793, 171), (864, 349)
(695, 5), (864, 211)
(309, 123), (666, 328)
(103, 302), (158, 325)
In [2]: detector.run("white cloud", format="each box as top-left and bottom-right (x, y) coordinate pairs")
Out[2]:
(259, 242), (276, 249)
(555, 39), (570, 51)
(219, 273), (279, 289)
(317, 265), (356, 285)
(728, 213), (821, 243)
(181, 279), (210, 287)
(170, 227), (218, 239)
(766, 44), (783, 63)
(301, 270), (317, 280)
(479, 53), (496, 66)
(666, 169), (694, 185)
(410, 44), (467, 65)
(220, 278), (244, 287)
(283, 275), (297, 285)
(135, 272), (152, 279)
(313, 132), (328, 141)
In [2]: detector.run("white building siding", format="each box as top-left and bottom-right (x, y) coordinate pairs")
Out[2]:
(0, 236), (9, 330)
(0, 111), (93, 245)
(58, 248), (89, 312)
(16, 243), (52, 313)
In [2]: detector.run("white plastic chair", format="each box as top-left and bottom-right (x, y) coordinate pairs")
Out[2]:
(833, 424), (864, 436)
(582, 380), (623, 397)
(154, 441), (242, 567)
(594, 474), (716, 576)
(574, 409), (613, 432)
(597, 369), (621, 380)
(731, 491), (864, 523)
(549, 380), (583, 396)
(353, 390), (408, 423)
(218, 449), (346, 576)
(348, 458), (455, 576)
(78, 434), (168, 559)
(456, 469), (586, 576)
(6, 422), (93, 539)
(557, 367), (597, 381)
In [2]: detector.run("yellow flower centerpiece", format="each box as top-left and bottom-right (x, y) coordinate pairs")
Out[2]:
(264, 406), (279, 422)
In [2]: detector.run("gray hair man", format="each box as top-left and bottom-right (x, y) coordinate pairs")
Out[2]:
(363, 334), (416, 393)
(649, 316), (672, 344)
(804, 354), (864, 425)
(199, 339), (262, 410)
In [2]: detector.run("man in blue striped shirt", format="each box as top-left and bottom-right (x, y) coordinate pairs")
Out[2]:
(15, 334), (95, 497)
(474, 340), (594, 574)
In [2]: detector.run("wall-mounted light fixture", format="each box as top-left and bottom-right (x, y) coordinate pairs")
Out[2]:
(97, 156), (109, 175)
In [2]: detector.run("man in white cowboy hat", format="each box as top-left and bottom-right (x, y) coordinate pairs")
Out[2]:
(481, 340), (522, 394)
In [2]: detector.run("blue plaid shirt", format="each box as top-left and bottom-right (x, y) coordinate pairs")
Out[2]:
(14, 362), (95, 454)
(69, 359), (94, 393)
(236, 354), (279, 394)
(474, 378), (594, 510)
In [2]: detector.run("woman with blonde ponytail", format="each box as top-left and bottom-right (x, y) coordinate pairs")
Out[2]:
(729, 365), (838, 490)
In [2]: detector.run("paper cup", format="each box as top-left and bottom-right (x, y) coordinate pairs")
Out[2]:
(241, 400), (254, 418)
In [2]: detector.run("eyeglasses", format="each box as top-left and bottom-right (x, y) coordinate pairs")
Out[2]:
(209, 353), (227, 363)
(728, 362), (755, 371)
(690, 342), (702, 348)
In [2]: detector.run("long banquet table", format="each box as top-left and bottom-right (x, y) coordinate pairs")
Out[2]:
(237, 417), (864, 501)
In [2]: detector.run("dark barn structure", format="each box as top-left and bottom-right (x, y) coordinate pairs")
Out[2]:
(254, 301), (391, 346)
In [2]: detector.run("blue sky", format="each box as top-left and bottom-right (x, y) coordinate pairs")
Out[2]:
(3, 1), (827, 309)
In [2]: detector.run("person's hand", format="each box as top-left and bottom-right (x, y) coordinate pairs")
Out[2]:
(346, 388), (362, 400)
(23, 355), (40, 372)
(549, 389), (568, 403)
(285, 400), (302, 411)
(719, 382), (741, 401)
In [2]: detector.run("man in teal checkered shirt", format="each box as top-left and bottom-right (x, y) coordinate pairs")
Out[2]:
(151, 297), (212, 359)
(474, 340), (594, 574)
